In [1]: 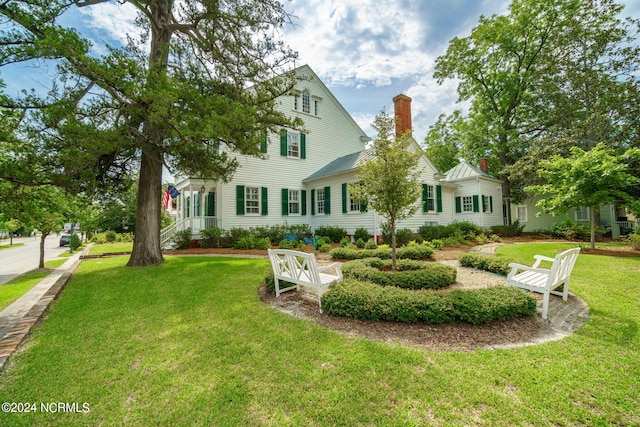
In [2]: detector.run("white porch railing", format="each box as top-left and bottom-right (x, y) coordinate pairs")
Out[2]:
(161, 218), (188, 247)
(616, 221), (638, 229)
(161, 217), (220, 248)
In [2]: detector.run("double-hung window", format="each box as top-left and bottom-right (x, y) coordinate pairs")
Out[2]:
(287, 132), (299, 157)
(316, 188), (325, 214)
(516, 205), (528, 222)
(245, 187), (260, 214)
(302, 90), (310, 114)
(462, 196), (474, 212)
(575, 207), (589, 221)
(288, 190), (300, 215)
(426, 185), (435, 211)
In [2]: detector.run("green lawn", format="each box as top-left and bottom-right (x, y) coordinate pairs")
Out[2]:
(88, 241), (133, 255)
(0, 260), (66, 311)
(0, 243), (24, 250)
(0, 247), (638, 426)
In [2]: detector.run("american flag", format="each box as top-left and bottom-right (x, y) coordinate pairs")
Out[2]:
(162, 189), (171, 209)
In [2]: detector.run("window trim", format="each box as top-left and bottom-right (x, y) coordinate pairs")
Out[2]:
(516, 205), (528, 222)
(288, 189), (300, 215)
(574, 206), (590, 222)
(245, 186), (260, 215)
(302, 89), (310, 114)
(316, 188), (325, 215)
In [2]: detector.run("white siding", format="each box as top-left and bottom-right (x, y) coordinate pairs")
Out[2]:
(451, 177), (503, 228)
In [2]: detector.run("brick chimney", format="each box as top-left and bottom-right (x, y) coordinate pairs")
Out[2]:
(393, 94), (412, 138)
(479, 158), (489, 173)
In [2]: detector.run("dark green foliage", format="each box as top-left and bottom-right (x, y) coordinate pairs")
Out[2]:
(451, 287), (537, 324)
(364, 239), (378, 250)
(458, 253), (515, 276)
(548, 219), (600, 241)
(331, 243), (434, 260)
(339, 237), (352, 247)
(355, 238), (366, 248)
(172, 228), (193, 250)
(278, 239), (304, 250)
(342, 258), (456, 290)
(354, 227), (370, 242)
(105, 230), (117, 243)
(418, 221), (485, 243)
(490, 220), (525, 237)
(234, 236), (271, 250)
(314, 226), (347, 243)
(70, 233), (82, 251)
(381, 225), (415, 247)
(321, 280), (536, 324)
(199, 226), (224, 248)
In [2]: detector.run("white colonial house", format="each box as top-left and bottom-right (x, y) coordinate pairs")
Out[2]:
(165, 65), (504, 244)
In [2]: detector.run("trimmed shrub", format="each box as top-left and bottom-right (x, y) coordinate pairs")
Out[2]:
(364, 239), (378, 250)
(263, 270), (296, 294)
(315, 226), (347, 243)
(430, 239), (443, 250)
(548, 218), (602, 241)
(331, 243), (434, 260)
(278, 239), (299, 249)
(342, 258), (456, 290)
(105, 230), (117, 243)
(339, 236), (352, 247)
(354, 227), (370, 242)
(319, 243), (331, 253)
(200, 226), (224, 248)
(381, 225), (414, 247)
(172, 228), (192, 249)
(451, 287), (537, 324)
(491, 221), (525, 237)
(355, 238), (366, 248)
(70, 234), (82, 251)
(626, 230), (640, 250)
(418, 225), (451, 241)
(458, 253), (514, 276)
(321, 280), (536, 324)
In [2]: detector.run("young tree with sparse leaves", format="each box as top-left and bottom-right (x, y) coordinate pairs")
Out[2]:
(349, 109), (423, 269)
(0, 0), (301, 267)
(526, 143), (640, 249)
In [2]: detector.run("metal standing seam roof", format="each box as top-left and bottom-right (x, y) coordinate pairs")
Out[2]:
(302, 148), (376, 182)
(441, 161), (499, 181)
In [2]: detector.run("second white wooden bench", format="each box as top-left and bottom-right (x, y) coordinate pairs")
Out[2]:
(506, 247), (580, 319)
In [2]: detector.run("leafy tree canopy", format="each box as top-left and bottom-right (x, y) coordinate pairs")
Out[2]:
(0, 0), (301, 266)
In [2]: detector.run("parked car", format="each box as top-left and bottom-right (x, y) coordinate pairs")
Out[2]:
(59, 234), (72, 247)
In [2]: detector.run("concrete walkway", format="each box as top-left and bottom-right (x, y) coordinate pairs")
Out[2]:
(0, 250), (85, 369)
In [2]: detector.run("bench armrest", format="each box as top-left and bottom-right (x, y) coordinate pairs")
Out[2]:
(532, 255), (555, 268)
(318, 262), (343, 280)
(507, 263), (550, 279)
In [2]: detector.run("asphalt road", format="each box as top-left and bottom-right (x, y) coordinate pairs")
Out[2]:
(0, 235), (69, 286)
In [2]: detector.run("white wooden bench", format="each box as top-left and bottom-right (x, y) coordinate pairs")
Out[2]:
(267, 249), (343, 312)
(506, 247), (580, 319)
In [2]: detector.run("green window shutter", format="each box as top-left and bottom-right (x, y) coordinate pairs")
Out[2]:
(236, 186), (244, 216)
(360, 199), (368, 213)
(300, 133), (306, 159)
(206, 192), (215, 216)
(324, 186), (331, 214)
(185, 195), (190, 218)
(311, 189), (316, 216)
(482, 195), (487, 213)
(301, 190), (307, 215)
(281, 188), (288, 216)
(280, 129), (287, 156)
(489, 196), (493, 213)
(342, 183), (347, 213)
(455, 196), (461, 213)
(261, 187), (268, 216)
(422, 184), (428, 212)
(436, 185), (443, 212)
(260, 131), (267, 153)
(473, 195), (480, 213)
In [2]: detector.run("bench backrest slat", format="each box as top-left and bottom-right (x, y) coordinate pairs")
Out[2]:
(548, 248), (581, 288)
(268, 249), (321, 285)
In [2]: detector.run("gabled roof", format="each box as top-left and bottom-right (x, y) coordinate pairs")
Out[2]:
(441, 161), (501, 182)
(303, 149), (375, 182)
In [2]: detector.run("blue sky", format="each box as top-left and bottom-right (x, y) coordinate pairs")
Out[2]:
(2, 0), (639, 144)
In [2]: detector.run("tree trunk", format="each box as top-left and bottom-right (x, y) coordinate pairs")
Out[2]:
(126, 1), (173, 267)
(39, 232), (48, 269)
(590, 206), (596, 249)
(390, 219), (397, 270)
(127, 148), (165, 266)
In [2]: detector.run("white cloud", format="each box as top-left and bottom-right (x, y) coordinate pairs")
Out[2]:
(76, 2), (140, 47)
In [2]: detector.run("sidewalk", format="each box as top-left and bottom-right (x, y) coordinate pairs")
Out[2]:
(0, 249), (85, 369)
